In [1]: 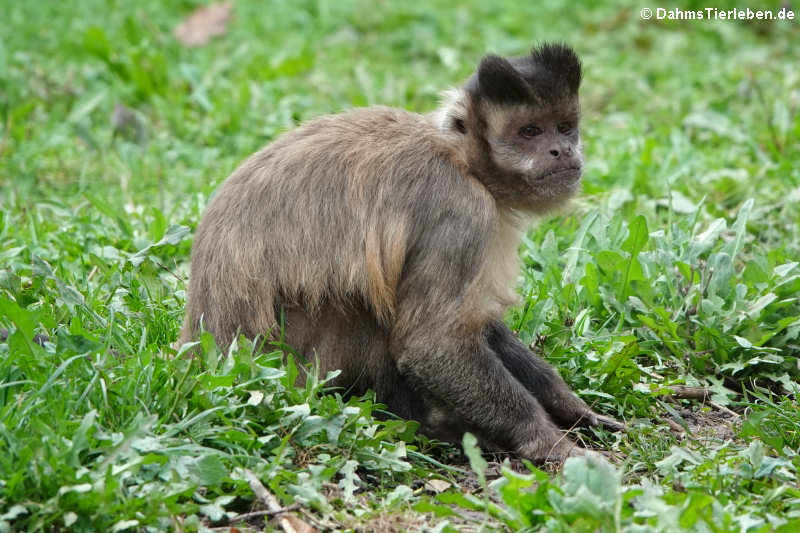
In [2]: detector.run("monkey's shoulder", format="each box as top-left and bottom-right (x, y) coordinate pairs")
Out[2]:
(298, 106), (444, 150)
(267, 106), (470, 180)
(226, 105), (491, 221)
(315, 105), (431, 130)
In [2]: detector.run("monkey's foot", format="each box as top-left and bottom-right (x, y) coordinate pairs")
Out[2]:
(516, 435), (586, 464)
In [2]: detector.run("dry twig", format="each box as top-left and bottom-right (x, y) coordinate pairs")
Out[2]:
(710, 401), (740, 418)
(241, 469), (318, 533)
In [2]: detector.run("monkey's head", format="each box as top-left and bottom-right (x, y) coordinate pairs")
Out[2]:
(440, 43), (583, 212)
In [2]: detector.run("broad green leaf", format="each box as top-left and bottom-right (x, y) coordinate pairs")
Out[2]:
(595, 250), (624, 273)
(462, 432), (488, 492)
(188, 455), (228, 486)
(0, 297), (36, 342)
(688, 217), (726, 261)
(562, 210), (599, 285)
(622, 215), (649, 256)
(129, 225), (190, 266)
(722, 198), (753, 261)
(338, 459), (360, 502)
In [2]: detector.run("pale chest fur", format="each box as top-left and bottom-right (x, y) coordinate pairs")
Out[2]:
(460, 207), (531, 331)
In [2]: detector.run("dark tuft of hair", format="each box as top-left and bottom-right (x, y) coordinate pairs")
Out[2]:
(467, 42), (582, 107)
(529, 42), (582, 94)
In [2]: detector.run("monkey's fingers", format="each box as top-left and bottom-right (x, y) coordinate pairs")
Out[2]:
(592, 413), (626, 432)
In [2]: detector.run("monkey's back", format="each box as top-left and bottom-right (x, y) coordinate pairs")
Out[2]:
(181, 106), (489, 351)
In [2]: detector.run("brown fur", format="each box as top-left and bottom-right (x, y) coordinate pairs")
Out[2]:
(181, 43), (622, 463)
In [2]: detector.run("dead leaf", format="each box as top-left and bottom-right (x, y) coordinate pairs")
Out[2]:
(174, 1), (233, 47)
(282, 515), (318, 533)
(423, 479), (452, 493)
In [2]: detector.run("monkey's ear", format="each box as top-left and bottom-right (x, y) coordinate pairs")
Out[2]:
(473, 54), (531, 105)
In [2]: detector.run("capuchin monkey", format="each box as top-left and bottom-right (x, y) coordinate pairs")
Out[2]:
(180, 43), (622, 463)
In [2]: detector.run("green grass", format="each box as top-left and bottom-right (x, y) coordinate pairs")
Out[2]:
(1, 0), (799, 531)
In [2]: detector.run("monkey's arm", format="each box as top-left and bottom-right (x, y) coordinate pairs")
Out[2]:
(387, 209), (577, 461)
(487, 321), (624, 431)
(392, 322), (574, 460)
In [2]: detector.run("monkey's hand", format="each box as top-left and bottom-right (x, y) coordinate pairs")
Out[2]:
(487, 322), (626, 433)
(555, 404), (625, 433)
(565, 406), (625, 432)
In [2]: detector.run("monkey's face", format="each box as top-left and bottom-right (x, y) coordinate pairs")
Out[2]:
(484, 104), (582, 203)
(459, 45), (585, 210)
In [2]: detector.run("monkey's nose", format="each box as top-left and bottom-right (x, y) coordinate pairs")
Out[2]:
(549, 149), (560, 157)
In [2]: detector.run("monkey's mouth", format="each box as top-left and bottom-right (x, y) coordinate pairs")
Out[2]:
(534, 167), (582, 182)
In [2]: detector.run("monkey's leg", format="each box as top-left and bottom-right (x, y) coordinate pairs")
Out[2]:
(487, 321), (624, 431)
(413, 394), (471, 445)
(280, 301), (461, 435)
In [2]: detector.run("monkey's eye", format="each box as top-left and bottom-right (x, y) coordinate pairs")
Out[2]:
(557, 122), (575, 134)
(518, 125), (543, 138)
